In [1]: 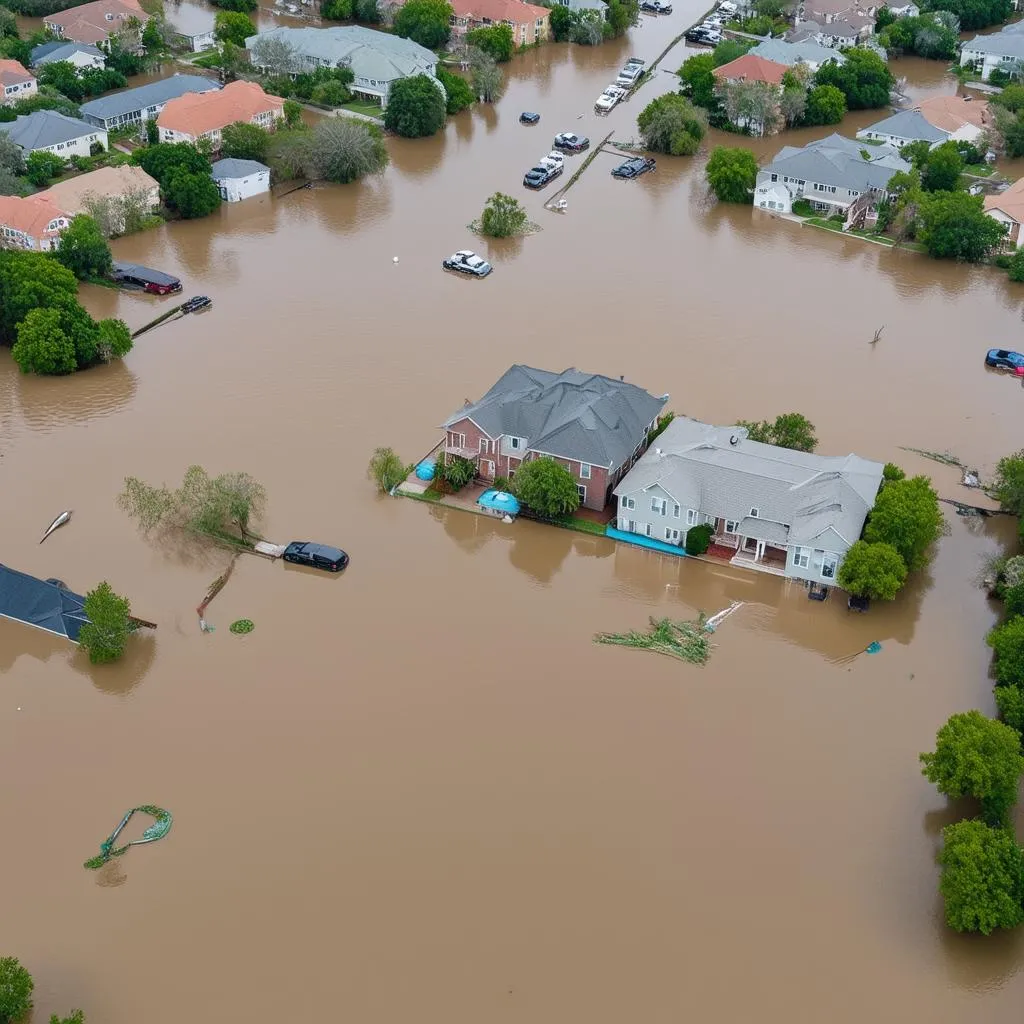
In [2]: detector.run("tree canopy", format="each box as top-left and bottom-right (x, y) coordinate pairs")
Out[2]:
(705, 146), (758, 203)
(803, 83), (847, 126)
(0, 956), (33, 1024)
(221, 121), (271, 162)
(836, 540), (908, 600)
(921, 0), (1011, 30)
(215, 10), (256, 46)
(987, 616), (1024, 688)
(133, 142), (212, 185)
(164, 168), (222, 219)
(736, 412), (817, 451)
(78, 581), (133, 664)
(814, 49), (893, 110)
(863, 474), (942, 572)
(479, 191), (528, 237)
(384, 74), (446, 138)
(678, 53), (718, 110)
(992, 450), (1024, 518)
(938, 820), (1024, 934)
(916, 190), (1007, 262)
(26, 149), (65, 187)
(393, 0), (452, 48)
(637, 93), (706, 156)
(878, 12), (959, 59)
(512, 458), (581, 518)
(465, 23), (513, 62)
(305, 118), (389, 183)
(919, 140), (963, 192)
(920, 710), (1024, 825)
(55, 214), (113, 281)
(437, 68), (474, 114)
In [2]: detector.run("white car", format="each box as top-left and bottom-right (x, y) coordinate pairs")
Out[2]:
(595, 85), (626, 112)
(538, 151), (565, 170)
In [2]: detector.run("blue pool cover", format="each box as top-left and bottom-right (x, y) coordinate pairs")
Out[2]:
(605, 526), (687, 557)
(415, 460), (436, 481)
(478, 490), (520, 514)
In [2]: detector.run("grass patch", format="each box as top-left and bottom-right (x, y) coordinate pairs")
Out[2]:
(400, 486), (441, 503)
(803, 217), (926, 250)
(190, 51), (223, 70)
(964, 163), (995, 177)
(559, 516), (609, 536)
(340, 99), (384, 118)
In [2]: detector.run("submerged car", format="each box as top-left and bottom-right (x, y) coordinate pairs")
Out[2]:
(595, 85), (626, 112)
(520, 111), (540, 124)
(553, 132), (590, 152)
(612, 156), (656, 179)
(641, 0), (672, 11)
(524, 162), (562, 188)
(442, 250), (493, 277)
(538, 151), (564, 170)
(686, 25), (721, 43)
(283, 542), (349, 572)
(985, 348), (1024, 370)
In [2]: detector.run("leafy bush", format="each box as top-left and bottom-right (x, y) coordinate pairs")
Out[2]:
(791, 198), (813, 216)
(25, 149), (65, 186)
(836, 540), (908, 599)
(637, 93), (706, 156)
(367, 446), (410, 493)
(479, 191), (528, 237)
(78, 581), (133, 664)
(987, 616), (1024, 687)
(393, 0), (452, 48)
(0, 957), (33, 1024)
(466, 23), (513, 62)
(512, 457), (580, 517)
(864, 474), (942, 572)
(437, 67), (474, 114)
(383, 74), (446, 137)
(684, 522), (714, 555)
(705, 146), (758, 204)
(441, 454), (476, 490)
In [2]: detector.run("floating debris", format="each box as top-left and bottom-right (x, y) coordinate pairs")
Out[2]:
(595, 615), (712, 664)
(899, 447), (963, 467)
(39, 509), (72, 544)
(705, 600), (743, 631)
(83, 805), (172, 869)
(229, 619), (254, 634)
(197, 554), (240, 632)
(838, 640), (882, 665)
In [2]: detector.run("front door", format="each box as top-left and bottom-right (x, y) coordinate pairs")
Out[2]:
(482, 460), (495, 479)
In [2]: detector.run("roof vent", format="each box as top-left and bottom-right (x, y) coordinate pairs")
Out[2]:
(619, 375), (624, 381)
(729, 434), (740, 446)
(655, 447), (662, 456)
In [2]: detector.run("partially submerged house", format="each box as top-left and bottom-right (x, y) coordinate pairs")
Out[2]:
(754, 133), (909, 215)
(0, 564), (90, 642)
(0, 60), (37, 106)
(37, 164), (160, 229)
(440, 365), (668, 511)
(0, 194), (71, 250)
(79, 74), (221, 131)
(960, 22), (1024, 82)
(985, 177), (1024, 247)
(449, 0), (552, 46)
(211, 157), (271, 202)
(749, 38), (846, 73)
(44, 0), (149, 47)
(855, 108), (948, 149)
(29, 41), (107, 71)
(0, 109), (107, 158)
(613, 418), (883, 584)
(157, 80), (284, 149)
(914, 94), (991, 145)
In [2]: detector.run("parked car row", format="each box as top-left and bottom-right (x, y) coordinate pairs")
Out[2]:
(616, 57), (646, 88)
(594, 84), (627, 114)
(685, 1), (737, 44)
(524, 151), (565, 189)
(640, 0), (672, 12)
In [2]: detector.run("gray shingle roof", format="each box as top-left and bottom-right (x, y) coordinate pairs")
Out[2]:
(857, 108), (948, 144)
(0, 109), (97, 150)
(749, 38), (846, 66)
(443, 365), (668, 470)
(30, 41), (105, 65)
(762, 133), (910, 191)
(963, 27), (1024, 58)
(245, 26), (437, 84)
(0, 563), (89, 643)
(79, 74), (219, 120)
(614, 417), (883, 552)
(211, 157), (269, 178)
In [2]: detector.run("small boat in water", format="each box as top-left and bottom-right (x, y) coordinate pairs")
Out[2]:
(40, 509), (72, 544)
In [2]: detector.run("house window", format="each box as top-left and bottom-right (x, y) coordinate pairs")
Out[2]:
(479, 438), (488, 454)
(724, 520), (739, 534)
(509, 436), (522, 450)
(645, 523), (652, 537)
(665, 528), (680, 543)
(621, 495), (635, 510)
(580, 462), (591, 479)
(577, 485), (587, 502)
(651, 497), (667, 515)
(686, 509), (698, 526)
(749, 507), (759, 518)
(821, 553), (838, 579)
(793, 546), (810, 569)
(673, 504), (680, 519)
(770, 172), (778, 181)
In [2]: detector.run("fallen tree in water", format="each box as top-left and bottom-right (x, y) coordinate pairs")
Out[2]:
(595, 615), (712, 665)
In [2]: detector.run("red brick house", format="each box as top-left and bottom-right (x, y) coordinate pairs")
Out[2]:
(440, 365), (668, 511)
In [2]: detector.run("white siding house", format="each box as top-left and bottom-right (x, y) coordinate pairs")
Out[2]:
(211, 158), (271, 202)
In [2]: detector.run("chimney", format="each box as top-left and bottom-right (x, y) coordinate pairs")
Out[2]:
(619, 375), (624, 381)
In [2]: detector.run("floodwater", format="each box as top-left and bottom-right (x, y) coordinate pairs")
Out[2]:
(3, 6), (1024, 1021)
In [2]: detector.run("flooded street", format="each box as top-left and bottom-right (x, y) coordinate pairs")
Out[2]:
(3, 6), (1024, 1020)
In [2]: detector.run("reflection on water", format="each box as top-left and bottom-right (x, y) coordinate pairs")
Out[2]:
(9, 358), (138, 432)
(72, 632), (157, 697)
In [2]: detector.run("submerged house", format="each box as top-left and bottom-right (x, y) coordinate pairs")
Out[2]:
(0, 564), (90, 642)
(440, 365), (668, 512)
(613, 417), (883, 584)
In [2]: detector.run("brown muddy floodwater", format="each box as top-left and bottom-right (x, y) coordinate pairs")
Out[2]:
(3, 7), (1024, 1021)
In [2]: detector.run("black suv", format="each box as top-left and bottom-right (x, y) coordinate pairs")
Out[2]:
(283, 542), (349, 572)
(612, 156), (656, 179)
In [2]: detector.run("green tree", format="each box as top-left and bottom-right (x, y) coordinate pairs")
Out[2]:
(465, 23), (513, 62)
(938, 820), (1024, 934)
(49, 1012), (85, 1024)
(736, 412), (817, 451)
(221, 121), (270, 161)
(684, 522), (714, 555)
(308, 118), (388, 182)
(25, 149), (64, 186)
(54, 214), (112, 280)
(678, 53), (718, 109)
(836, 540), (908, 599)
(141, 15), (168, 53)
(38, 59), (87, 101)
(78, 581), (133, 664)
(393, 0), (452, 48)
(470, 50), (502, 102)
(917, 190), (1006, 262)
(711, 38), (754, 67)
(882, 462), (905, 484)
(512, 457), (581, 517)
(605, 0), (640, 37)
(814, 48), (893, 110)
(96, 318), (132, 362)
(0, 131), (24, 177)
(0, 249), (78, 346)
(780, 85), (807, 127)
(921, 710), (1024, 825)
(310, 79), (350, 106)
(705, 145), (758, 204)
(0, 6), (16, 36)
(210, 0), (258, 11)
(355, 0), (380, 20)
(987, 617), (1024, 687)
(803, 83), (846, 125)
(478, 190), (527, 237)
(437, 67), (474, 114)
(282, 98), (303, 128)
(0, 957), (33, 1024)
(920, 140), (963, 192)
(215, 9), (256, 46)
(549, 2), (574, 40)
(11, 307), (77, 375)
(321, 0), (354, 17)
(992, 450), (1024, 517)
(637, 93), (706, 156)
(899, 139), (931, 168)
(164, 168), (221, 219)
(923, 0), (1011, 30)
(995, 683), (1024, 734)
(383, 74), (446, 137)
(992, 83), (1024, 114)
(145, 116), (159, 145)
(441, 454), (476, 490)
(367, 446), (410, 493)
(863, 474), (942, 572)
(133, 142), (211, 184)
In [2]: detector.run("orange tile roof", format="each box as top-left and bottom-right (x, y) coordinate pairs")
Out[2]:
(0, 59), (34, 87)
(46, 0), (147, 46)
(713, 53), (789, 86)
(157, 81), (284, 139)
(0, 194), (69, 241)
(915, 95), (990, 134)
(985, 178), (1024, 226)
(450, 0), (551, 25)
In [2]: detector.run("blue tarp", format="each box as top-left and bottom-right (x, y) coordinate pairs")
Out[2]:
(0, 564), (89, 642)
(478, 490), (520, 514)
(415, 460), (436, 481)
(605, 526), (688, 558)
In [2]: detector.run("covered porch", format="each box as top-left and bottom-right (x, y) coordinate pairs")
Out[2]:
(710, 518), (789, 577)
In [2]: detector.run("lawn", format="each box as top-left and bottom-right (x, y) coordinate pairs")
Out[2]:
(964, 163), (995, 177)
(804, 217), (926, 252)
(560, 515), (610, 537)
(340, 99), (384, 118)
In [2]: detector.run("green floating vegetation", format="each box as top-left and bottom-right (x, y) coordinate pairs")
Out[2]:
(84, 805), (172, 869)
(595, 615), (712, 665)
(229, 619), (254, 634)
